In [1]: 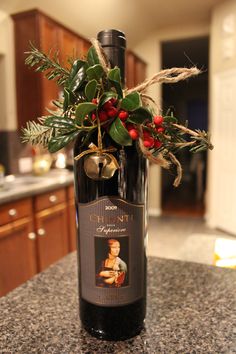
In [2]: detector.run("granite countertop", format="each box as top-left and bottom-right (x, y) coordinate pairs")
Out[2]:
(0, 169), (74, 205)
(0, 254), (235, 353)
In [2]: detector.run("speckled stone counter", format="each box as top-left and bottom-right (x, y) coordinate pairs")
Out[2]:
(0, 254), (235, 353)
(0, 169), (74, 205)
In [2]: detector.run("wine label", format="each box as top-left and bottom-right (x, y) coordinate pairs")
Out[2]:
(78, 197), (145, 306)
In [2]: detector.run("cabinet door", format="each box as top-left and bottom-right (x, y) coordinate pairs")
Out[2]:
(82, 39), (91, 55)
(39, 15), (60, 112)
(0, 218), (37, 297)
(36, 204), (69, 271)
(59, 29), (84, 67)
(134, 58), (146, 86)
(126, 51), (136, 89)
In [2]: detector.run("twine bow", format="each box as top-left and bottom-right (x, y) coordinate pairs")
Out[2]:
(74, 119), (119, 169)
(74, 142), (119, 169)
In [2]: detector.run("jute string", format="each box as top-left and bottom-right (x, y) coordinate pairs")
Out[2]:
(127, 67), (201, 94)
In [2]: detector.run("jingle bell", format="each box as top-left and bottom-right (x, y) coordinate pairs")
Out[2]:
(84, 153), (118, 180)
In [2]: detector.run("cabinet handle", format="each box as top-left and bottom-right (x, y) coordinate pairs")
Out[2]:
(8, 208), (17, 217)
(28, 232), (36, 240)
(49, 195), (57, 203)
(38, 228), (46, 236)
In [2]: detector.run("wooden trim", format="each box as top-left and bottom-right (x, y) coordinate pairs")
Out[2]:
(0, 217), (32, 239)
(36, 202), (67, 219)
(127, 49), (147, 66)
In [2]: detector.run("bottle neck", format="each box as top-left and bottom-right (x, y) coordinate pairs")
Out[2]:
(102, 46), (126, 86)
(97, 30), (126, 86)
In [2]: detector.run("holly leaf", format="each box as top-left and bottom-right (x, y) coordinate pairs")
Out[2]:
(48, 130), (79, 153)
(127, 107), (152, 124)
(44, 116), (77, 130)
(87, 46), (100, 66)
(75, 103), (97, 125)
(98, 92), (118, 109)
(108, 67), (123, 98)
(109, 117), (132, 146)
(85, 80), (97, 101)
(63, 88), (70, 112)
(66, 59), (88, 92)
(63, 88), (77, 112)
(120, 92), (141, 111)
(163, 115), (178, 123)
(86, 64), (104, 81)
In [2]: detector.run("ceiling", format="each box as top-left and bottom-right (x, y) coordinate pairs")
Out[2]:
(0, 0), (222, 47)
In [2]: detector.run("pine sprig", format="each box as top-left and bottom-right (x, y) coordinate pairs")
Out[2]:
(189, 130), (213, 153)
(25, 43), (70, 86)
(170, 124), (213, 153)
(21, 120), (54, 147)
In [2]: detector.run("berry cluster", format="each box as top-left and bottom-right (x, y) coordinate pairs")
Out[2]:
(91, 97), (119, 122)
(90, 98), (165, 150)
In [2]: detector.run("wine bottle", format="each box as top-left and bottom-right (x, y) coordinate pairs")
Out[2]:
(74, 29), (147, 340)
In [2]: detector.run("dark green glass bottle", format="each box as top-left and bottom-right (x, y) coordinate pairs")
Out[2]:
(74, 29), (147, 340)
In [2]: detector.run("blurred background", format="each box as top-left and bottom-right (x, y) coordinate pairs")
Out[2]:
(0, 0), (236, 296)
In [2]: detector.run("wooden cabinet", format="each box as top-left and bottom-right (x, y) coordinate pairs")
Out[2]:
(0, 186), (74, 296)
(12, 9), (91, 129)
(0, 199), (37, 297)
(39, 14), (60, 112)
(34, 189), (69, 271)
(126, 50), (147, 89)
(58, 28), (85, 68)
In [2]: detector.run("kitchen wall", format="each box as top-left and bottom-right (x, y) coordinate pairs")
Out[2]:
(206, 0), (236, 234)
(0, 10), (21, 174)
(0, 10), (16, 130)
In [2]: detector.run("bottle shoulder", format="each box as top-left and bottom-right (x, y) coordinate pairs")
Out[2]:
(74, 130), (140, 156)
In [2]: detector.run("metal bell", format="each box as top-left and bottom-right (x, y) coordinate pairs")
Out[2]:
(84, 153), (118, 180)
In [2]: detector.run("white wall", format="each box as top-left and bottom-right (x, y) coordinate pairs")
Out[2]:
(206, 0), (236, 234)
(0, 10), (17, 131)
(134, 24), (209, 215)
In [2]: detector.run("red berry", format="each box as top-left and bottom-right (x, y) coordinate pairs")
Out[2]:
(91, 113), (96, 121)
(92, 98), (98, 104)
(143, 130), (151, 138)
(110, 97), (117, 105)
(154, 115), (164, 126)
(118, 110), (129, 121)
(157, 127), (164, 133)
(107, 107), (118, 118)
(154, 139), (162, 148)
(98, 110), (108, 122)
(129, 129), (139, 140)
(143, 137), (154, 148)
(126, 123), (134, 131)
(103, 100), (113, 110)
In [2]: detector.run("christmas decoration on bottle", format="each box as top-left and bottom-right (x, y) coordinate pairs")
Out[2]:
(22, 38), (213, 185)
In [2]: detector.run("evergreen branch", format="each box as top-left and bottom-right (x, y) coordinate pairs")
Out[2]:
(21, 120), (54, 147)
(25, 43), (70, 86)
(172, 123), (213, 151)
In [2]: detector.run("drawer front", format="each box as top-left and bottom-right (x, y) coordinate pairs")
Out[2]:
(35, 188), (66, 212)
(0, 198), (33, 226)
(67, 184), (75, 201)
